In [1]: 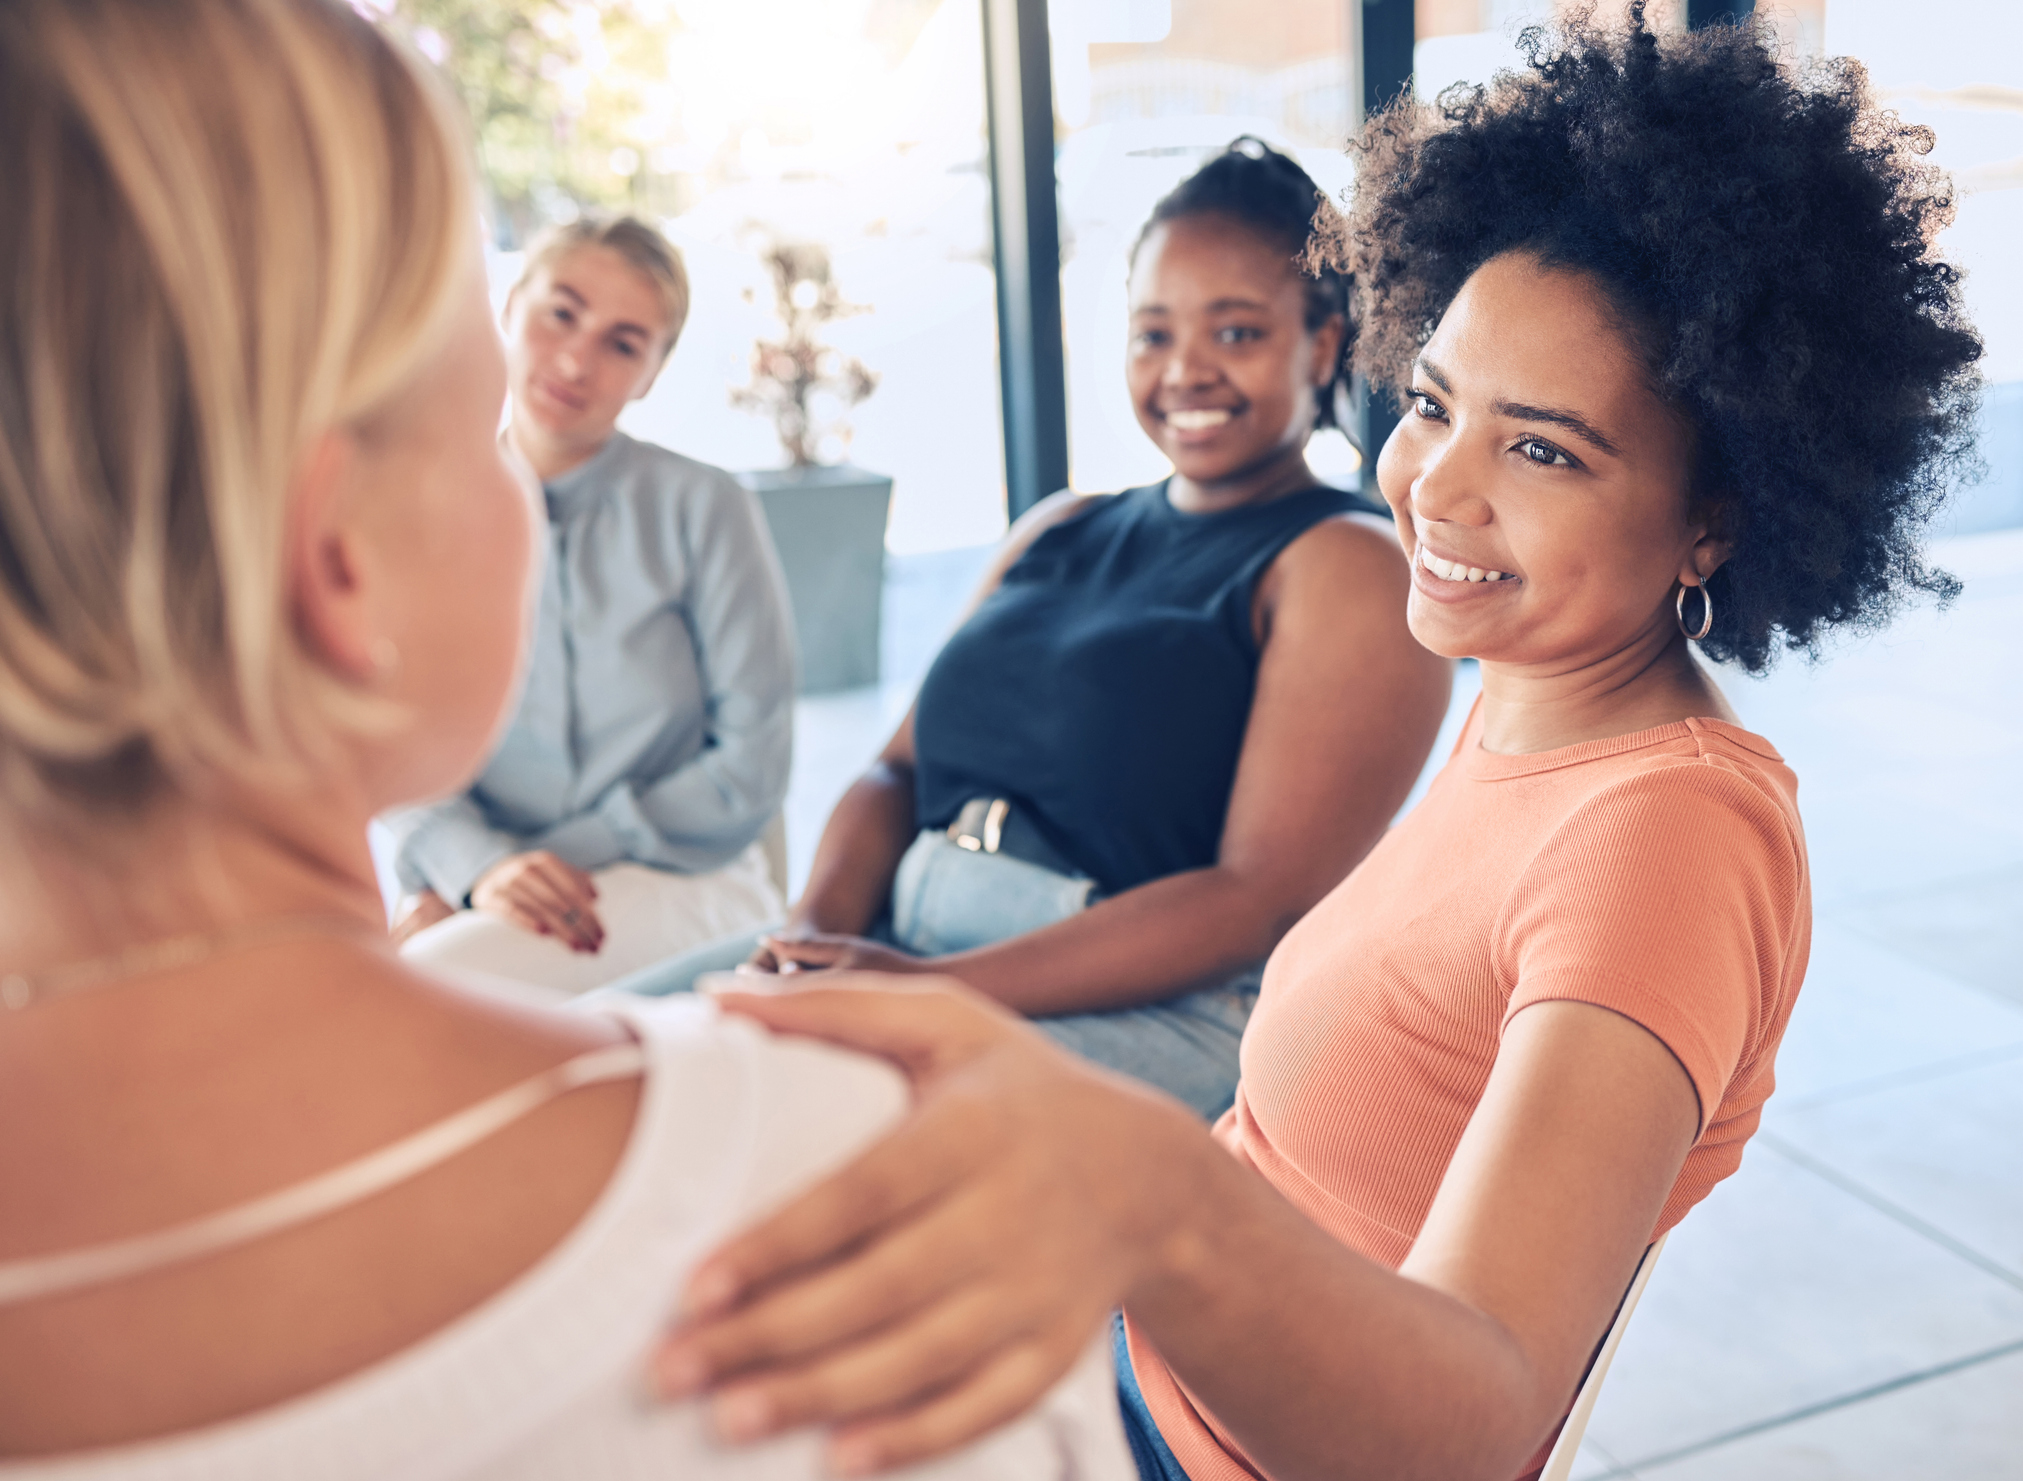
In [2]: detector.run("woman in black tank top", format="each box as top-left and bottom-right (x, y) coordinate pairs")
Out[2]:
(640, 141), (1451, 1118)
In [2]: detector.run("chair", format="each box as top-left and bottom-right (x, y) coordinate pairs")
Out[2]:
(759, 811), (790, 900)
(1538, 1231), (1669, 1481)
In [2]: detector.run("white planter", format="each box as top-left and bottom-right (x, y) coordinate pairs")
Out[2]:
(742, 464), (893, 694)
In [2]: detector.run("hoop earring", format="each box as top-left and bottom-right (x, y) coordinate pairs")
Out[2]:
(1676, 583), (1714, 642)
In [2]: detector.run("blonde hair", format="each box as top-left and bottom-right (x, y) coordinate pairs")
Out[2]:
(513, 216), (692, 363)
(0, 0), (475, 814)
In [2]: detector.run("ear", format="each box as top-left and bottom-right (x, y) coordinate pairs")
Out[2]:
(287, 428), (384, 684)
(1679, 516), (1734, 589)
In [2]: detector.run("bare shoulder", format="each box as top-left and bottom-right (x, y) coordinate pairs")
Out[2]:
(1262, 510), (1413, 625)
(1280, 510), (1410, 582)
(0, 949), (642, 1454)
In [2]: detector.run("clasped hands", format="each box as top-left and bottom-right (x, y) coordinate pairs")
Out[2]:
(390, 850), (605, 952)
(653, 975), (1211, 1476)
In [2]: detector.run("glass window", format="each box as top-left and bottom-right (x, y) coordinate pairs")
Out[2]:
(1826, 0), (2023, 532)
(1051, 0), (1361, 495)
(1414, 2), (1708, 100)
(376, 0), (1007, 556)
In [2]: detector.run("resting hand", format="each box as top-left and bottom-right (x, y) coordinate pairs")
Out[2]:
(470, 850), (604, 952)
(747, 932), (929, 977)
(389, 889), (455, 946)
(741, 919), (823, 973)
(653, 975), (1209, 1476)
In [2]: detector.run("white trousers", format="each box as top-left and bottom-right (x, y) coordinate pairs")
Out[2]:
(399, 845), (783, 1003)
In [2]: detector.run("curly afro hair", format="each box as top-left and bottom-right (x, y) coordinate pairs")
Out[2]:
(1324, 2), (1983, 671)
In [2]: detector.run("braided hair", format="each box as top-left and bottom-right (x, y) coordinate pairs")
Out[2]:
(1131, 137), (1353, 431)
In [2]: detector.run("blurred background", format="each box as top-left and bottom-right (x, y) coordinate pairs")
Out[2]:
(360, 0), (2023, 554)
(358, 5), (2023, 1476)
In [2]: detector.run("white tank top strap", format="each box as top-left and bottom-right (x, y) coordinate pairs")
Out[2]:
(0, 1040), (648, 1309)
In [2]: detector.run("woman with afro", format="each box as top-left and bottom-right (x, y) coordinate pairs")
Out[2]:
(651, 8), (1983, 1481)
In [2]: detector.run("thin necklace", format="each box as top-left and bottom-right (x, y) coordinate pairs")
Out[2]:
(0, 913), (381, 1013)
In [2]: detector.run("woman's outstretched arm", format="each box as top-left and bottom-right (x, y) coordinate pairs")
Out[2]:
(656, 981), (1696, 1481)
(770, 516), (1452, 1013)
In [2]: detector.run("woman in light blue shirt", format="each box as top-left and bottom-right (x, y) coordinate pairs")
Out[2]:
(384, 218), (796, 996)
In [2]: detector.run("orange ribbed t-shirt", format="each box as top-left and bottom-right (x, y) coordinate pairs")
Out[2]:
(1126, 701), (1811, 1481)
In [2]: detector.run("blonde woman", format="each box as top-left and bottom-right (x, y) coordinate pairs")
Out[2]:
(383, 216), (795, 1000)
(0, 2), (1129, 1477)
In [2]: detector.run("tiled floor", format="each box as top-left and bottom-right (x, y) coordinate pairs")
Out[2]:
(782, 526), (2023, 1480)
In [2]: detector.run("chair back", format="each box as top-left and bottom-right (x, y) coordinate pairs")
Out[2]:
(1538, 1230), (1669, 1481)
(759, 812), (790, 899)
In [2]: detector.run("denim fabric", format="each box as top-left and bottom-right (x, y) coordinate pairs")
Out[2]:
(603, 831), (1258, 1118)
(890, 832), (1096, 953)
(599, 924), (794, 999)
(1114, 1314), (1193, 1481)
(1033, 968), (1258, 1121)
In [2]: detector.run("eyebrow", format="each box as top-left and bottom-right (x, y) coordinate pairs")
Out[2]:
(1413, 355), (1622, 458)
(1131, 295), (1272, 316)
(548, 282), (654, 342)
(1494, 400), (1622, 458)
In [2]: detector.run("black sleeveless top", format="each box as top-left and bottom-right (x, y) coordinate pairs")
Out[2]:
(913, 480), (1380, 895)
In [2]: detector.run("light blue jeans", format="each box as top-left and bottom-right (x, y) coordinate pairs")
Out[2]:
(1115, 1313), (1192, 1480)
(602, 831), (1260, 1120)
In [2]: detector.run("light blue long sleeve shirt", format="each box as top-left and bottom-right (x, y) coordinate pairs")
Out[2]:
(384, 433), (797, 902)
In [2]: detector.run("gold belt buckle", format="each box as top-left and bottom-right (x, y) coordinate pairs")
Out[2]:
(947, 797), (1009, 854)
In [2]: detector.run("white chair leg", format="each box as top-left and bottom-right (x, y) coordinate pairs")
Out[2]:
(1538, 1231), (1669, 1481)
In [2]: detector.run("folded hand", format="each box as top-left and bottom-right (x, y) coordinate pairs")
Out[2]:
(471, 851), (604, 952)
(746, 931), (929, 977)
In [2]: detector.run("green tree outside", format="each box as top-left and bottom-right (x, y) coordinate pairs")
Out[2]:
(368, 0), (682, 246)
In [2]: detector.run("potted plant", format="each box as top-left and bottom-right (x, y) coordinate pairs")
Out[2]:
(734, 235), (891, 694)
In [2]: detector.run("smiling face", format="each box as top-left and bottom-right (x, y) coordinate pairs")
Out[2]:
(504, 243), (673, 471)
(1377, 251), (1723, 672)
(1126, 213), (1342, 493)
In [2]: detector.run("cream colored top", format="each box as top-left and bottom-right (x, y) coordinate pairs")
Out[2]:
(1, 996), (1132, 1481)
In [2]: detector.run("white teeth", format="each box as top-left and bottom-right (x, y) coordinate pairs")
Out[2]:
(1165, 408), (1233, 431)
(1418, 546), (1511, 584)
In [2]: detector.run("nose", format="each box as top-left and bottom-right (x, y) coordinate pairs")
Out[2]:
(1160, 331), (1220, 393)
(1405, 431), (1492, 531)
